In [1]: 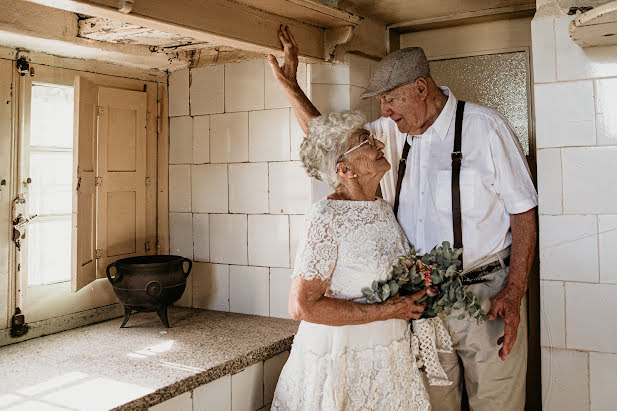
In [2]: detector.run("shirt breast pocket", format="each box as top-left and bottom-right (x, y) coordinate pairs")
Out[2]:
(436, 170), (476, 215)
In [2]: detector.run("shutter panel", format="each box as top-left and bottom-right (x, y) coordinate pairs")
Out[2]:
(72, 76), (98, 292)
(96, 87), (147, 278)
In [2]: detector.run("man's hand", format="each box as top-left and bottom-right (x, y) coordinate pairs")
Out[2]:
(488, 285), (524, 361)
(267, 25), (299, 89)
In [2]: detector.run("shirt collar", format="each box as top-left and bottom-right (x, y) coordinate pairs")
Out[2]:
(423, 86), (457, 141)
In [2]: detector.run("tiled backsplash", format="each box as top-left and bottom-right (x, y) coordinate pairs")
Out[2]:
(168, 55), (378, 319)
(532, 13), (617, 410)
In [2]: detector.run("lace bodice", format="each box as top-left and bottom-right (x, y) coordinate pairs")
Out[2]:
(293, 198), (410, 300)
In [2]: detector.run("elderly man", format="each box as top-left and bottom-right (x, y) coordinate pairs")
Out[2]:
(268, 26), (537, 410)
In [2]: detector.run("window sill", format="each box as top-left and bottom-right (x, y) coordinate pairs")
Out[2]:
(0, 307), (299, 410)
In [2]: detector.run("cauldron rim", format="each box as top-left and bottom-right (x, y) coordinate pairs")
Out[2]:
(114, 255), (186, 271)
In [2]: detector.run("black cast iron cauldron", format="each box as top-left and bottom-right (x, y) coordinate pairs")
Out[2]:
(106, 255), (192, 328)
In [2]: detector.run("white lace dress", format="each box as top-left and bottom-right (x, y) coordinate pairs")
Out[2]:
(271, 198), (438, 411)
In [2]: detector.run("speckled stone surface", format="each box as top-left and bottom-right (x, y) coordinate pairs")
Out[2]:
(0, 308), (299, 410)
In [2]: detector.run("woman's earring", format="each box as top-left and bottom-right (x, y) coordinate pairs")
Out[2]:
(353, 173), (358, 178)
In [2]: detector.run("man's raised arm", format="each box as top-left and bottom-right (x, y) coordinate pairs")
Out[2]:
(267, 25), (320, 134)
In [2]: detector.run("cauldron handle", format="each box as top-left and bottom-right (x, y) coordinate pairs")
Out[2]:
(106, 262), (121, 284)
(182, 258), (192, 278)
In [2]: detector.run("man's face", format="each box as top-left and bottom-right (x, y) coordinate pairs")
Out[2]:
(377, 82), (429, 135)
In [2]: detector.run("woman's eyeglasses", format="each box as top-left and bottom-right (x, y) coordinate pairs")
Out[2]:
(342, 133), (375, 157)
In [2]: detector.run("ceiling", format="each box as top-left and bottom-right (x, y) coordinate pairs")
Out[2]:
(337, 0), (536, 25)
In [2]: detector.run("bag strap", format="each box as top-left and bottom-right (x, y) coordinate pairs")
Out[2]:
(393, 139), (412, 216)
(452, 100), (466, 249)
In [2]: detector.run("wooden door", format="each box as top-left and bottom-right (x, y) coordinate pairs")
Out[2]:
(96, 87), (147, 278)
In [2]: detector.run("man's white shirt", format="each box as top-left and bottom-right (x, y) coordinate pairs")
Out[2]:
(366, 87), (538, 268)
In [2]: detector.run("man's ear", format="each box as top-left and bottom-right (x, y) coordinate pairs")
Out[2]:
(416, 78), (429, 101)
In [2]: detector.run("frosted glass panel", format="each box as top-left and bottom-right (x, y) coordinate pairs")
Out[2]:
(30, 83), (74, 148)
(429, 52), (530, 154)
(28, 151), (73, 215)
(27, 218), (72, 285)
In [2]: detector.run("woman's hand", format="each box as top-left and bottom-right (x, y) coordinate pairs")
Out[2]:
(267, 25), (300, 89)
(385, 289), (428, 321)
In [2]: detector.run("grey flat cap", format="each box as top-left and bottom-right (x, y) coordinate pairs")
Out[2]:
(361, 47), (430, 98)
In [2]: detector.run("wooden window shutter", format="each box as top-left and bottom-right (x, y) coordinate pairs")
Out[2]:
(72, 76), (98, 292)
(95, 87), (147, 279)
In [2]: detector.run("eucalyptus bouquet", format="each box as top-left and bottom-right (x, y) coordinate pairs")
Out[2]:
(361, 241), (489, 324)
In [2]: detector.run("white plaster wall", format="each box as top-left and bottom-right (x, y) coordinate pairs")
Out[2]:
(532, 10), (617, 410)
(167, 56), (377, 320)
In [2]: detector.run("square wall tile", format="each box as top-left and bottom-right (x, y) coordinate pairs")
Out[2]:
(230, 265), (269, 316)
(193, 263), (230, 311)
(169, 212), (193, 259)
(270, 268), (292, 319)
(541, 348), (589, 411)
(346, 54), (371, 88)
(599, 215), (617, 284)
(264, 59), (308, 110)
(562, 147), (617, 214)
(169, 165), (191, 212)
(264, 351), (290, 404)
(290, 110), (305, 161)
(228, 163), (268, 214)
(193, 115), (210, 164)
(536, 148), (562, 215)
(531, 17), (556, 83)
(210, 112), (248, 163)
(289, 215), (305, 267)
(190, 65), (224, 115)
(534, 81), (595, 148)
(231, 362), (264, 411)
(193, 214), (209, 262)
(310, 63), (350, 84)
(210, 214), (247, 265)
(191, 164), (228, 213)
(590, 353), (617, 411)
(168, 69), (189, 117)
(248, 215), (290, 268)
(225, 60), (264, 112)
(539, 215), (598, 282)
(249, 109), (290, 162)
(149, 391), (192, 411)
(169, 116), (193, 164)
(269, 162), (311, 214)
(540, 280), (565, 348)
(265, 58), (288, 110)
(311, 84), (350, 113)
(193, 375), (231, 411)
(566, 282), (617, 352)
(554, 16), (617, 81)
(371, 96), (382, 122)
(351, 85), (372, 121)
(594, 78), (617, 146)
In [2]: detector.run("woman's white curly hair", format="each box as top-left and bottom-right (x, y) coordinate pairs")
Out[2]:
(299, 110), (366, 188)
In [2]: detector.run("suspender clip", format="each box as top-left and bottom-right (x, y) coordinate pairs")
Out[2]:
(451, 151), (463, 161)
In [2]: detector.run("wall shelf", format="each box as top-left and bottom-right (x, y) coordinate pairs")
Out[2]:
(569, 1), (617, 47)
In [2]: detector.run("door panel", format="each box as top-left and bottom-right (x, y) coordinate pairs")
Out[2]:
(97, 87), (147, 278)
(72, 76), (98, 292)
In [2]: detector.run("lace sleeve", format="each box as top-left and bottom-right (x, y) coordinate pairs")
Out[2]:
(292, 203), (337, 281)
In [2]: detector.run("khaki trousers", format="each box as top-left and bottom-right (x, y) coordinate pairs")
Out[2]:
(426, 267), (528, 411)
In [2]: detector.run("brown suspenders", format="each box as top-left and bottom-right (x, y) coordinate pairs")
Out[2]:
(393, 100), (466, 249)
(452, 100), (466, 249)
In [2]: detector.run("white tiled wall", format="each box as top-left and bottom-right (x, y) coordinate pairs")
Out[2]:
(149, 351), (290, 411)
(532, 12), (617, 410)
(168, 56), (377, 320)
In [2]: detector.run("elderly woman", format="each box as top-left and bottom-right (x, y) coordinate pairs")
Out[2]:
(271, 111), (433, 410)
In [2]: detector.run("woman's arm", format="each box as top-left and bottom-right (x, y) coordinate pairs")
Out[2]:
(288, 275), (427, 326)
(267, 25), (320, 135)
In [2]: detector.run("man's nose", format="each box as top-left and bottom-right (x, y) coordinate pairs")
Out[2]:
(380, 102), (392, 118)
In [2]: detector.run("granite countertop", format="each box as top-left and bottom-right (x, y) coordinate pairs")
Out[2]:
(0, 308), (299, 410)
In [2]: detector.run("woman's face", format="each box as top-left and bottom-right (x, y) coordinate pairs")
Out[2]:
(342, 129), (390, 178)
